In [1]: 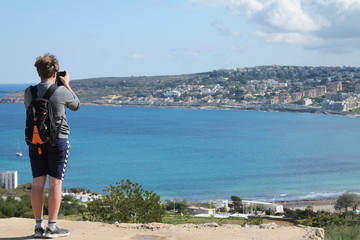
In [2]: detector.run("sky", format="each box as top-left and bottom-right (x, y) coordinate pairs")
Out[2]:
(1, 0), (360, 83)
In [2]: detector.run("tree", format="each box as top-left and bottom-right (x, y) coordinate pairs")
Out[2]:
(229, 195), (243, 213)
(85, 179), (164, 223)
(334, 193), (360, 213)
(164, 199), (189, 215)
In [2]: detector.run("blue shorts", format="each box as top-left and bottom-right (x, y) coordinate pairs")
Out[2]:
(29, 138), (70, 180)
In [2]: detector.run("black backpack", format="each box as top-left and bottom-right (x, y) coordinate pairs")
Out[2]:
(25, 84), (61, 154)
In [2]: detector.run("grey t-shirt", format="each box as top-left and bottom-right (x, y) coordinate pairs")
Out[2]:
(24, 81), (80, 138)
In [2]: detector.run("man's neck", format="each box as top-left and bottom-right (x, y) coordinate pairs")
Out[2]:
(41, 78), (56, 84)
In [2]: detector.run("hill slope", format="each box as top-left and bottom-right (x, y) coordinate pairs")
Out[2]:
(0, 218), (323, 240)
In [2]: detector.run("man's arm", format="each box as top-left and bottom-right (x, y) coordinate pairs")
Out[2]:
(59, 71), (80, 111)
(64, 89), (80, 111)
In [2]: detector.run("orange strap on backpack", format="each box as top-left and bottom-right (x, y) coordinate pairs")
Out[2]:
(31, 118), (44, 155)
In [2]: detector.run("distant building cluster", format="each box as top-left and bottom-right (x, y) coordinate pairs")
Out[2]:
(0, 171), (18, 189)
(186, 199), (284, 219)
(322, 92), (359, 112)
(216, 199), (283, 214)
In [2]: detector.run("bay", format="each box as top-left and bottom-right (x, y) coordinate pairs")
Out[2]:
(1, 84), (360, 201)
(0, 83), (30, 97)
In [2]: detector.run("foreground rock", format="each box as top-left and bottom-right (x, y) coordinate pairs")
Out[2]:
(0, 218), (324, 240)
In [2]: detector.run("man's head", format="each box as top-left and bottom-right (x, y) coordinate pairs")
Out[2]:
(34, 53), (59, 79)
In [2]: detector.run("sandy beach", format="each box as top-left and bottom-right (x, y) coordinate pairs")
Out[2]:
(279, 198), (337, 213)
(0, 218), (324, 240)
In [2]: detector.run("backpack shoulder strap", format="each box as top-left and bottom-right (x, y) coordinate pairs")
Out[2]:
(30, 85), (38, 99)
(43, 84), (58, 100)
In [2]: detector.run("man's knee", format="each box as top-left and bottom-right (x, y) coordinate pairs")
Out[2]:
(49, 177), (63, 189)
(32, 176), (46, 192)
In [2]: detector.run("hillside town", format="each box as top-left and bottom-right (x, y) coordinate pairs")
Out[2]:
(82, 65), (360, 114)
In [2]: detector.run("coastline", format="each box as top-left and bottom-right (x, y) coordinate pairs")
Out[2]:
(50, 101), (360, 118)
(1, 91), (360, 117)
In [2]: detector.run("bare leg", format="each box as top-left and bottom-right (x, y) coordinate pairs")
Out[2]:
(31, 176), (47, 219)
(48, 176), (63, 221)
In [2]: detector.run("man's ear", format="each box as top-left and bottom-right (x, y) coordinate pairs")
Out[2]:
(52, 72), (57, 78)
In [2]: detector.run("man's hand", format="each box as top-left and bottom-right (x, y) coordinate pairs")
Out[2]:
(59, 70), (74, 93)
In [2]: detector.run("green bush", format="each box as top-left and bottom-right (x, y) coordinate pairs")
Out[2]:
(303, 212), (348, 228)
(84, 179), (164, 223)
(326, 225), (360, 240)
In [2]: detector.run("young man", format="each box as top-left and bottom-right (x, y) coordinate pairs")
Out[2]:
(24, 53), (80, 238)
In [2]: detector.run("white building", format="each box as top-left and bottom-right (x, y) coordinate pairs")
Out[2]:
(303, 98), (313, 106)
(188, 206), (216, 216)
(224, 199), (284, 214)
(215, 199), (230, 212)
(242, 200), (284, 214)
(0, 171), (18, 189)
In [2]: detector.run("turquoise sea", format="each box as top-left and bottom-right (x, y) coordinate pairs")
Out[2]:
(1, 84), (360, 201)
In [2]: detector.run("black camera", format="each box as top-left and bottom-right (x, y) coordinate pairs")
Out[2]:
(56, 71), (66, 86)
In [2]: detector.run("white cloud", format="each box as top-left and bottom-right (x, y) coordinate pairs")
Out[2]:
(128, 54), (145, 59)
(265, 0), (324, 32)
(211, 21), (241, 36)
(228, 0), (329, 36)
(228, 0), (264, 17)
(189, 0), (360, 53)
(255, 31), (319, 45)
